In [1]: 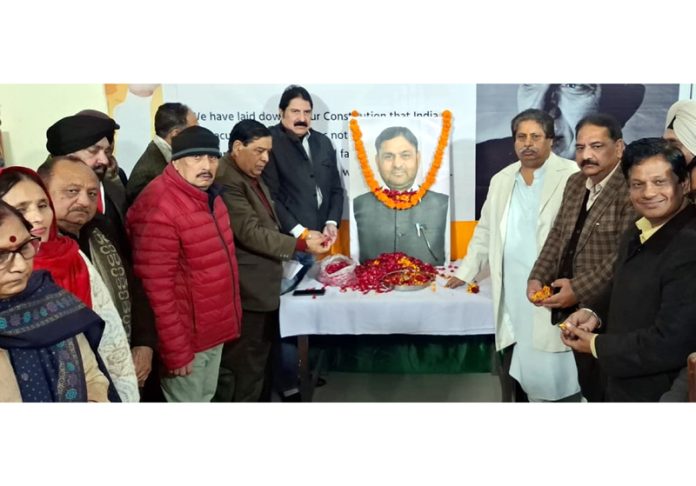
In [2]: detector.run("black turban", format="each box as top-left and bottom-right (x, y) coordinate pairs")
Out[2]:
(46, 115), (120, 155)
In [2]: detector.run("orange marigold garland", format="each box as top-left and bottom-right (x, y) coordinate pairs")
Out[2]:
(350, 110), (452, 210)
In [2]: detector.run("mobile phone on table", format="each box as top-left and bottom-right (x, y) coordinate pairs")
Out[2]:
(292, 288), (326, 296)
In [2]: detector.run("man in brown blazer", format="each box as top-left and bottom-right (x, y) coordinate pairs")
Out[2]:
(528, 113), (637, 402)
(212, 119), (328, 402)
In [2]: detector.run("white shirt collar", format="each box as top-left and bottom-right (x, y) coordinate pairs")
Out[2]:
(153, 135), (172, 162)
(585, 160), (620, 195)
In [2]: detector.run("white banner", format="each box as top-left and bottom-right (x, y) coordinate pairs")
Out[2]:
(111, 84), (477, 222)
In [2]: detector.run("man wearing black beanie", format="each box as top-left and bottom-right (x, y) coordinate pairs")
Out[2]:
(127, 125), (243, 402)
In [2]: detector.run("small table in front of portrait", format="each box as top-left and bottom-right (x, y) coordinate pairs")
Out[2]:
(279, 273), (495, 401)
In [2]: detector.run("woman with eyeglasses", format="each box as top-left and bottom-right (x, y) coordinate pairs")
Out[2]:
(0, 200), (119, 401)
(0, 167), (138, 402)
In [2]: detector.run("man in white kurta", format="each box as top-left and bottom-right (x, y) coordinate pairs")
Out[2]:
(503, 165), (578, 400)
(448, 109), (581, 401)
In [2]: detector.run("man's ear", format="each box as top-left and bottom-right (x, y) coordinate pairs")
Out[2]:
(167, 128), (182, 144)
(231, 140), (242, 155)
(680, 175), (690, 195)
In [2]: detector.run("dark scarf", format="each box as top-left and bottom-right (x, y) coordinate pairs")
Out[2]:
(85, 226), (132, 342)
(0, 271), (120, 402)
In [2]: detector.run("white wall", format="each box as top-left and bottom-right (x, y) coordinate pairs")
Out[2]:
(0, 84), (107, 169)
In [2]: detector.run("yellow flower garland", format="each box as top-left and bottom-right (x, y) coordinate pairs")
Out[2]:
(349, 109), (452, 210)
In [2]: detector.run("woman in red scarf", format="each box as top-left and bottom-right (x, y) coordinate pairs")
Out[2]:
(0, 166), (92, 306)
(0, 165), (138, 402)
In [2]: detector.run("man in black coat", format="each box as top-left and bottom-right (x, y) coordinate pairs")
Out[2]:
(561, 138), (696, 402)
(262, 85), (344, 287)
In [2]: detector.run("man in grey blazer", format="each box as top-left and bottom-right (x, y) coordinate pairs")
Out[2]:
(353, 126), (449, 265)
(528, 113), (637, 401)
(213, 120), (328, 402)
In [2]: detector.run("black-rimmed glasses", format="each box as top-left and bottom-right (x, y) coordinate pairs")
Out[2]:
(0, 237), (41, 270)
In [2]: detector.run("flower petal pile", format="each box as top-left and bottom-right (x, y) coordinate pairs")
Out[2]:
(343, 252), (437, 294)
(531, 285), (552, 302)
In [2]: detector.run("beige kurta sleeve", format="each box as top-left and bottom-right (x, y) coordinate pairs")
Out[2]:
(0, 349), (21, 402)
(76, 333), (110, 403)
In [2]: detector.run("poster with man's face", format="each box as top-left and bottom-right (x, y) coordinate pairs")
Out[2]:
(349, 116), (451, 266)
(474, 83), (680, 219)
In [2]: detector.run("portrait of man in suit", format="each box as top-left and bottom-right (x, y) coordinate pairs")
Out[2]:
(352, 125), (449, 265)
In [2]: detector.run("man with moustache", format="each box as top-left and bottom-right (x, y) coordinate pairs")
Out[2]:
(263, 85), (344, 290)
(353, 126), (449, 265)
(446, 109), (580, 402)
(44, 114), (160, 396)
(212, 120), (329, 402)
(528, 113), (637, 402)
(46, 112), (127, 235)
(127, 125), (242, 402)
(37, 156), (158, 395)
(475, 84), (646, 218)
(561, 138), (696, 402)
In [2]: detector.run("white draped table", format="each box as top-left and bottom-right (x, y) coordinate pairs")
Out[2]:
(279, 272), (495, 400)
(280, 275), (495, 337)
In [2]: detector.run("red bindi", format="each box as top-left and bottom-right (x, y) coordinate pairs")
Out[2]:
(9, 235), (16, 243)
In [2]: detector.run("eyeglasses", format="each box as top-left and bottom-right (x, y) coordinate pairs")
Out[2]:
(0, 237), (41, 270)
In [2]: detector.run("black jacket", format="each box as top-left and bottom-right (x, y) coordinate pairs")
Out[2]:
(262, 124), (344, 233)
(594, 204), (696, 401)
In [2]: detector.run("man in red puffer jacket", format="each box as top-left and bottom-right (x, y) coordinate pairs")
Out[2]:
(127, 125), (242, 402)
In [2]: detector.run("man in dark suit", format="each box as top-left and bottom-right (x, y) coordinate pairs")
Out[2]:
(528, 113), (637, 402)
(561, 138), (696, 402)
(262, 85), (344, 290)
(126, 102), (198, 205)
(213, 120), (329, 402)
(353, 126), (448, 265)
(475, 84), (646, 218)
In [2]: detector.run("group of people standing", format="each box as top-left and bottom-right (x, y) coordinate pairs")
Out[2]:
(0, 85), (344, 402)
(3, 83), (696, 403)
(449, 100), (696, 402)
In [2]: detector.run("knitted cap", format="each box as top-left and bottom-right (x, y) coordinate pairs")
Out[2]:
(46, 115), (120, 155)
(171, 126), (221, 161)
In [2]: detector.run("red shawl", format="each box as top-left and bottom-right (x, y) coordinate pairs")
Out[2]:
(0, 166), (92, 308)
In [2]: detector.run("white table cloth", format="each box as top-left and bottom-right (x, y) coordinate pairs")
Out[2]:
(280, 273), (495, 338)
